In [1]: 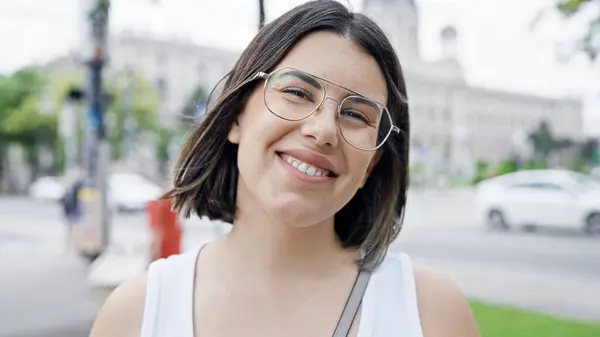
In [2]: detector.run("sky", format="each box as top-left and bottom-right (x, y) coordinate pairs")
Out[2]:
(0, 0), (598, 134)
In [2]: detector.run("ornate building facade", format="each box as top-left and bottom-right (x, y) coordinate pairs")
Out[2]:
(364, 0), (582, 178)
(69, 0), (582, 179)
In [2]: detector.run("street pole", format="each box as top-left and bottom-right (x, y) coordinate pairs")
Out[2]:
(61, 90), (84, 175)
(258, 0), (265, 30)
(123, 67), (134, 166)
(80, 0), (111, 258)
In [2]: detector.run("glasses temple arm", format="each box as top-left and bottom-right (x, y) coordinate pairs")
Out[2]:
(254, 72), (270, 80)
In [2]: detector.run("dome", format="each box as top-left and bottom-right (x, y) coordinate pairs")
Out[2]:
(441, 26), (458, 41)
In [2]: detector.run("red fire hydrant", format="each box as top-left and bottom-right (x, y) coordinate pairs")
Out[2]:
(147, 198), (182, 262)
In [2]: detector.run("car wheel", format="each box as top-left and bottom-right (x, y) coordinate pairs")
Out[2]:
(487, 210), (509, 230)
(584, 212), (600, 235)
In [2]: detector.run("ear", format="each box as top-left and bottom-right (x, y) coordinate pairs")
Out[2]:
(227, 120), (241, 144)
(360, 150), (382, 188)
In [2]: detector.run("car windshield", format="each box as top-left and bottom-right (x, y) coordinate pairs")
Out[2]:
(566, 172), (600, 192)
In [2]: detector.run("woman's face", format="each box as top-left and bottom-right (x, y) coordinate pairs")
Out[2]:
(228, 31), (388, 227)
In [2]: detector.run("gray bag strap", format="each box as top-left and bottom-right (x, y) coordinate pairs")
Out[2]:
(332, 269), (372, 337)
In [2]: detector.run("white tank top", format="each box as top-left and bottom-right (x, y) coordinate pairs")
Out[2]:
(140, 247), (423, 337)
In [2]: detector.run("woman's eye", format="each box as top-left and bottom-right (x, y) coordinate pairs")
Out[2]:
(342, 109), (370, 125)
(282, 88), (311, 100)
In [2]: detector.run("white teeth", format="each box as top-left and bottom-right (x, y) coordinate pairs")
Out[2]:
(297, 162), (308, 173)
(281, 154), (330, 177)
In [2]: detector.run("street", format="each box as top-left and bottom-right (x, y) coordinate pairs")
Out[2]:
(0, 190), (599, 336)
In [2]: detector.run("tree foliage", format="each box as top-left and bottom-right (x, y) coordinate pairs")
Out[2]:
(528, 120), (556, 161)
(0, 69), (55, 145)
(0, 66), (160, 176)
(556, 0), (600, 60)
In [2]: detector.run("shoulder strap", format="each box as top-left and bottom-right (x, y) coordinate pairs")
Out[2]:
(332, 269), (372, 337)
(141, 258), (165, 337)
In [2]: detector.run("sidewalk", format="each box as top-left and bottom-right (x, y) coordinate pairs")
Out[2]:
(87, 218), (227, 288)
(0, 251), (103, 337)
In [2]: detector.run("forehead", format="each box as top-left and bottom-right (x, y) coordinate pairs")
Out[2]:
(273, 31), (388, 104)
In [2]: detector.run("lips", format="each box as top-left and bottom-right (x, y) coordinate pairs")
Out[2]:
(279, 153), (333, 177)
(276, 150), (338, 177)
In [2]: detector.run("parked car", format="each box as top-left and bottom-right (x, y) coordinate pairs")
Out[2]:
(27, 176), (65, 202)
(475, 169), (600, 234)
(108, 173), (163, 212)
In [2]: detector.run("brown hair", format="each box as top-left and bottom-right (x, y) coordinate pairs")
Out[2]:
(165, 0), (409, 269)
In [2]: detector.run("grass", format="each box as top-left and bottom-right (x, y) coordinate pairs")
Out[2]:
(470, 301), (600, 337)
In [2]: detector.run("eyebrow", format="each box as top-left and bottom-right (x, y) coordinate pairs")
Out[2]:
(281, 67), (386, 106)
(286, 70), (322, 90)
(311, 72), (384, 106)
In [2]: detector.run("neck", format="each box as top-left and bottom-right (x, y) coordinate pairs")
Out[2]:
(223, 188), (356, 275)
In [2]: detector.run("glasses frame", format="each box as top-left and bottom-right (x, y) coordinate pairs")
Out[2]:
(250, 67), (400, 151)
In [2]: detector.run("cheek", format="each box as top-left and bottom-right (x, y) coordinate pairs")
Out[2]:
(347, 153), (374, 179)
(235, 93), (295, 173)
(237, 95), (297, 150)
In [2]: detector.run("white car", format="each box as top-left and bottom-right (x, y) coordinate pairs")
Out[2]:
(108, 173), (163, 212)
(475, 169), (600, 234)
(28, 176), (66, 202)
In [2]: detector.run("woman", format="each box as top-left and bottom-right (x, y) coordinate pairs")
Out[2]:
(90, 1), (480, 336)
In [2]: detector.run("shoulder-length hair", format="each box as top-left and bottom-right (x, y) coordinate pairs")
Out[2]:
(166, 0), (409, 269)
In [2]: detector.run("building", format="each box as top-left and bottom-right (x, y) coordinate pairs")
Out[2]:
(364, 0), (583, 178)
(46, 0), (583, 180)
(109, 32), (239, 124)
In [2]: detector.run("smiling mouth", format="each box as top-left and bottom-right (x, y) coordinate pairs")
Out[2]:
(276, 152), (337, 178)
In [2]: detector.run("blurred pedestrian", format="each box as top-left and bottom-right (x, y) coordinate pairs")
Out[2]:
(59, 168), (84, 250)
(90, 2), (480, 337)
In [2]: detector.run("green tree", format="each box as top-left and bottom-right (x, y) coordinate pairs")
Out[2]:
(578, 139), (599, 164)
(528, 120), (556, 162)
(556, 0), (600, 60)
(0, 69), (48, 143)
(494, 159), (519, 176)
(0, 69), (60, 183)
(472, 160), (490, 184)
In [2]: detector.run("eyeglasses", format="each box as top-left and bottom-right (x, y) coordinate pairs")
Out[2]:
(206, 67), (400, 151)
(250, 67), (399, 151)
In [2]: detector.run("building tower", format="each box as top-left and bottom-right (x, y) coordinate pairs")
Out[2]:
(362, 0), (421, 65)
(440, 25), (458, 61)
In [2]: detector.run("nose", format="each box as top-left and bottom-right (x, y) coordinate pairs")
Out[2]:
(300, 97), (339, 147)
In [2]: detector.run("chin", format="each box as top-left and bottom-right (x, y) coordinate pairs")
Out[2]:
(265, 193), (333, 228)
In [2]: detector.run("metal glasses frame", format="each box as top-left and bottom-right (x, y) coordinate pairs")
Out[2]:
(251, 67), (400, 151)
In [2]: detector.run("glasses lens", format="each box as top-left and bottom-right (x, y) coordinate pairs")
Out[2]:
(264, 68), (325, 121)
(338, 96), (392, 150)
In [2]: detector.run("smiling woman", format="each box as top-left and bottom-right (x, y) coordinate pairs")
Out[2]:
(89, 1), (480, 337)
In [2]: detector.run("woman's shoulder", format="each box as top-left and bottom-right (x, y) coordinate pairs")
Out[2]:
(89, 273), (148, 337)
(89, 249), (200, 337)
(412, 263), (481, 337)
(374, 252), (480, 336)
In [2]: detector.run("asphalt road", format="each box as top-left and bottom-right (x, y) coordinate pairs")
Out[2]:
(0, 192), (598, 336)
